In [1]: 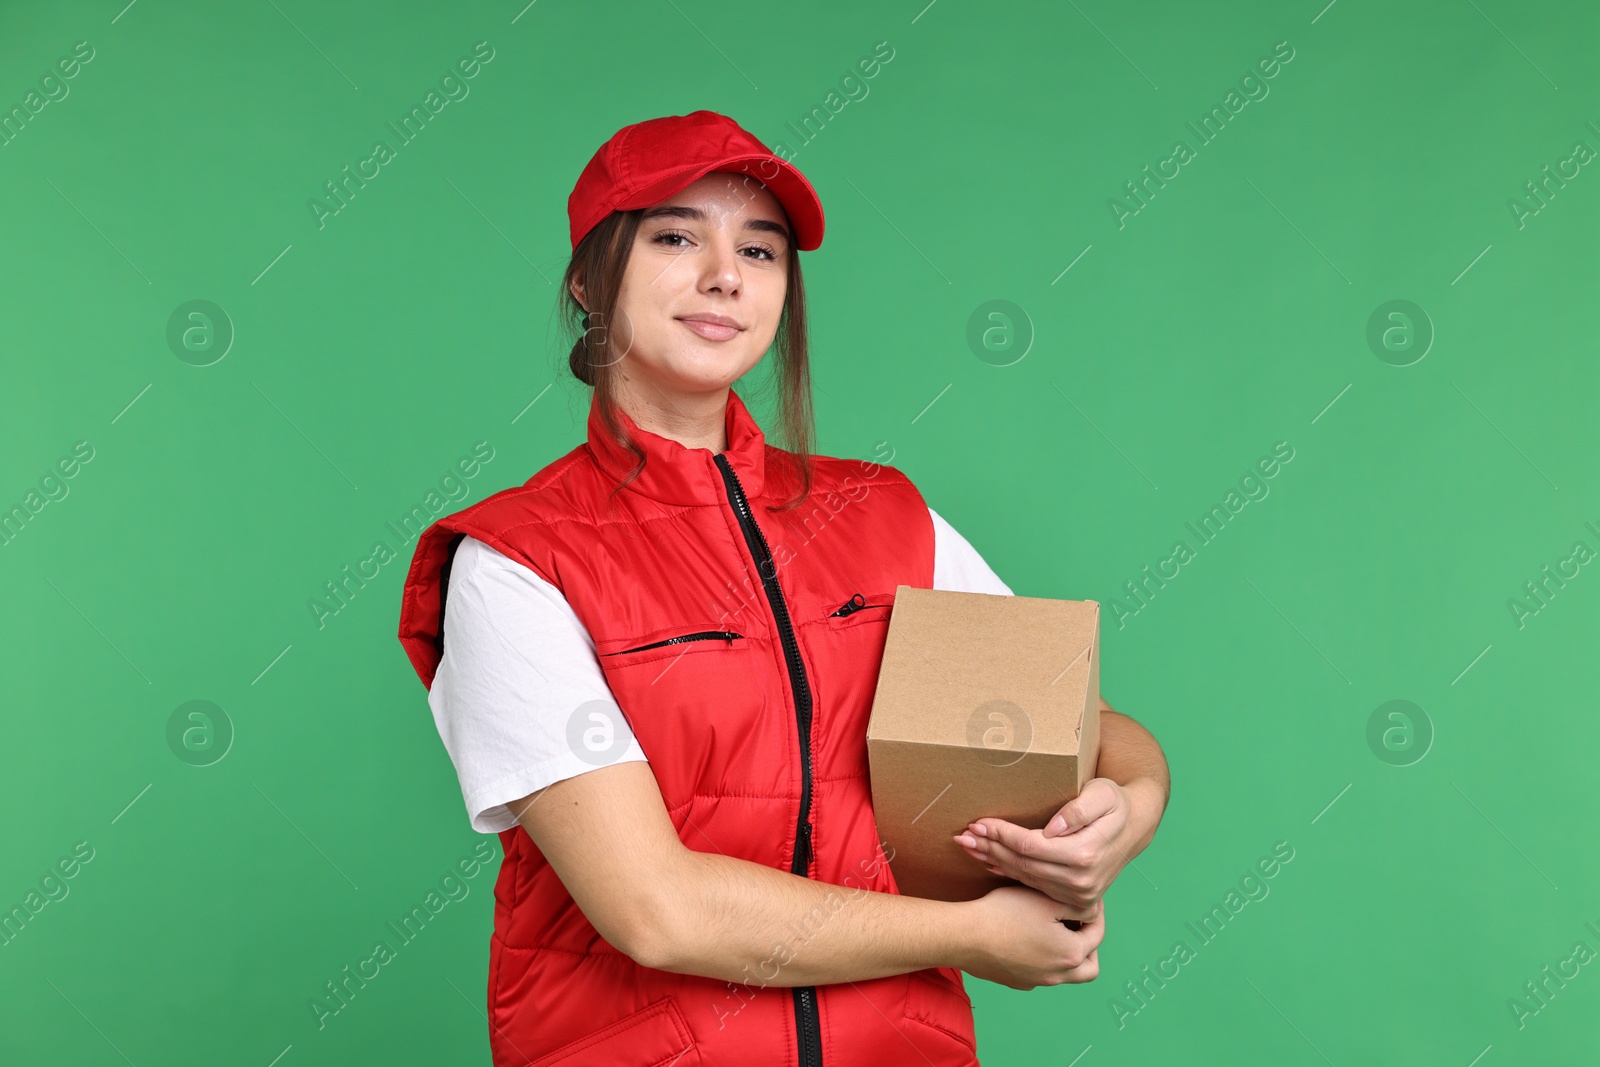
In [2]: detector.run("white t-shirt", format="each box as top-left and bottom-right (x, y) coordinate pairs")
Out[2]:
(428, 505), (1014, 833)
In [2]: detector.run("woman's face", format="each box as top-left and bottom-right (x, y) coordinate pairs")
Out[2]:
(582, 171), (792, 400)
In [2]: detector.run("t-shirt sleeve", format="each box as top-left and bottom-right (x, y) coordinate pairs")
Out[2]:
(427, 536), (648, 834)
(929, 505), (1014, 596)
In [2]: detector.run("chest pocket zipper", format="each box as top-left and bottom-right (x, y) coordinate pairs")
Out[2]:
(829, 593), (892, 619)
(602, 630), (744, 656)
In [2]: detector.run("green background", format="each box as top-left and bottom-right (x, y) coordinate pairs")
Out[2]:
(3, 0), (1596, 1063)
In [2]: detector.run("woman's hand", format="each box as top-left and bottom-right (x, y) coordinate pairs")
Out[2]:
(960, 887), (1104, 989)
(952, 777), (1145, 913)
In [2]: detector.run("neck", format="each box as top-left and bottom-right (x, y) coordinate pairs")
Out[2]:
(613, 374), (730, 453)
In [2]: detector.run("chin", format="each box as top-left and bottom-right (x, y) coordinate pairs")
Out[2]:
(671, 369), (749, 395)
(660, 350), (759, 389)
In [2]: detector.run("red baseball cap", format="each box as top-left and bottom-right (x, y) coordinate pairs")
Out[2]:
(567, 110), (825, 253)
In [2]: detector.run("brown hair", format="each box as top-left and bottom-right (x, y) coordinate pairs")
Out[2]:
(558, 206), (816, 512)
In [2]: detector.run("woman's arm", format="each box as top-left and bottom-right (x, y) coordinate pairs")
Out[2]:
(1087, 703), (1170, 859)
(512, 761), (1102, 989)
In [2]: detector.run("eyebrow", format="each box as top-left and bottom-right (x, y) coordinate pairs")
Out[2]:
(640, 205), (792, 245)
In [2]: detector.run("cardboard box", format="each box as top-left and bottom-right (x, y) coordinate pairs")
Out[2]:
(865, 586), (1100, 902)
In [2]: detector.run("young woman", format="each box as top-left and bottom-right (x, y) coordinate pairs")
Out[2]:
(398, 110), (1170, 1067)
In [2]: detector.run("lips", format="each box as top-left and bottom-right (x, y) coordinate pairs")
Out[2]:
(677, 316), (743, 342)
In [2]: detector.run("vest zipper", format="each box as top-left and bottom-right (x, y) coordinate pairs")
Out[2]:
(602, 630), (743, 656)
(712, 453), (824, 1067)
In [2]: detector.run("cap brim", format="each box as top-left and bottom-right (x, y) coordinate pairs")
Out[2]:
(617, 153), (825, 252)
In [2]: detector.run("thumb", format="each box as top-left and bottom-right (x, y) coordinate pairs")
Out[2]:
(1045, 780), (1117, 837)
(1044, 802), (1083, 838)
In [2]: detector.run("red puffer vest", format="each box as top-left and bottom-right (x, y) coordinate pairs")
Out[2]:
(398, 386), (980, 1067)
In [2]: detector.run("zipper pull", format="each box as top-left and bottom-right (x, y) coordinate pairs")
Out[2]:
(797, 821), (814, 870)
(831, 593), (866, 617)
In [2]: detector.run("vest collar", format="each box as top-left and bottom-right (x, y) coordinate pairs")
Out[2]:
(585, 385), (767, 506)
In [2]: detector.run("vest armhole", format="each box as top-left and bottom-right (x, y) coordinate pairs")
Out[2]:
(435, 531), (468, 658)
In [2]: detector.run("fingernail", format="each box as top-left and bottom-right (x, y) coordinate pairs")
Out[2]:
(971, 824), (987, 838)
(954, 834), (976, 848)
(1045, 816), (1067, 836)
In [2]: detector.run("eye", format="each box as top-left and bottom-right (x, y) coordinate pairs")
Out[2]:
(650, 229), (780, 262)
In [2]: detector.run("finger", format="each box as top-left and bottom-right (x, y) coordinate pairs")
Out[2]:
(953, 825), (1081, 876)
(954, 836), (1011, 874)
(1055, 899), (1098, 923)
(1044, 779), (1118, 837)
(1058, 894), (1104, 925)
(958, 837), (1010, 864)
(973, 832), (1061, 882)
(965, 818), (1030, 852)
(1079, 910), (1107, 953)
(1066, 948), (1100, 983)
(972, 819), (1070, 864)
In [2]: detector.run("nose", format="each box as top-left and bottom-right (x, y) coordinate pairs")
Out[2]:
(699, 233), (743, 296)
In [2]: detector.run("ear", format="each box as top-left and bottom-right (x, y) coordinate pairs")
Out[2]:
(568, 277), (588, 312)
